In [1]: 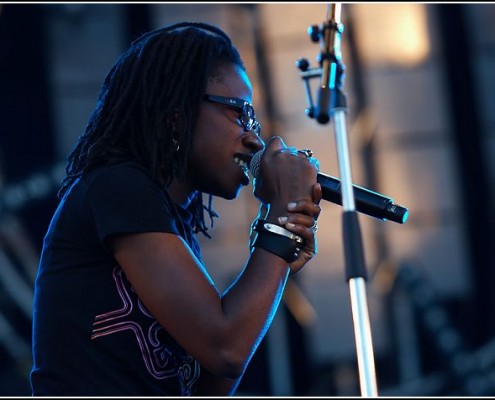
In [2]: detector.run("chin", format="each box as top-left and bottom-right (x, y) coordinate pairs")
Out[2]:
(219, 185), (244, 200)
(224, 189), (242, 200)
(204, 176), (247, 200)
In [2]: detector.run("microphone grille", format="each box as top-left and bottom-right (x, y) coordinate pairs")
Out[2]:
(249, 150), (264, 178)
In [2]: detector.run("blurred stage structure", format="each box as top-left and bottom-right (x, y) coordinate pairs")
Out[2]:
(1, 3), (495, 396)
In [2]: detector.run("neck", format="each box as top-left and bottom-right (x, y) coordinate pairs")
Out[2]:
(168, 179), (196, 208)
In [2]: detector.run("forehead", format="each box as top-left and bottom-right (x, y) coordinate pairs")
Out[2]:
(206, 64), (253, 101)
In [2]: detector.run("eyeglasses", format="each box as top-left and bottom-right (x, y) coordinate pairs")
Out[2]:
(203, 94), (261, 136)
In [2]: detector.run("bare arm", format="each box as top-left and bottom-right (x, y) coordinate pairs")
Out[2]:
(195, 366), (240, 396)
(107, 137), (321, 395)
(108, 226), (289, 378)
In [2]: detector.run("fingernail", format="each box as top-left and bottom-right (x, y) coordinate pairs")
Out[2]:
(286, 222), (296, 229)
(278, 216), (288, 224)
(288, 202), (297, 210)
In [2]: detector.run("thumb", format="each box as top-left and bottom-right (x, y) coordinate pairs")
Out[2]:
(264, 135), (287, 155)
(256, 136), (289, 179)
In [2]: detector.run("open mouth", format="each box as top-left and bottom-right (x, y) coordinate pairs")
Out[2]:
(234, 156), (250, 183)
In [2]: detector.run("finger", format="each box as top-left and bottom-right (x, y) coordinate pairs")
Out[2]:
(313, 183), (322, 205)
(278, 213), (315, 228)
(284, 221), (316, 242)
(287, 200), (321, 218)
(297, 148), (313, 158)
(309, 157), (320, 173)
(275, 146), (299, 158)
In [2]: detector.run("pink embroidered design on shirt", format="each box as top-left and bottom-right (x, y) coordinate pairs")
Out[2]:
(91, 266), (199, 393)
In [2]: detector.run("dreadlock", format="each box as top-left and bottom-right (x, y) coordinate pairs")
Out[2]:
(58, 22), (245, 237)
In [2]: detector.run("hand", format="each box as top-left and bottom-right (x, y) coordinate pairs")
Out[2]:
(252, 136), (319, 207)
(278, 183), (322, 277)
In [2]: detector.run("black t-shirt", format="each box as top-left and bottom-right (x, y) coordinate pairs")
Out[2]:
(30, 161), (202, 396)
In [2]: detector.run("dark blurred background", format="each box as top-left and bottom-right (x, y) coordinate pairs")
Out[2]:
(1, 2), (495, 396)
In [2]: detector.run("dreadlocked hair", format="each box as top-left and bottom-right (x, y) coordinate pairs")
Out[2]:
(58, 21), (245, 237)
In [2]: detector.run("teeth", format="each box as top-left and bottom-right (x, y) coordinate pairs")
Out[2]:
(234, 156), (249, 177)
(234, 156), (248, 169)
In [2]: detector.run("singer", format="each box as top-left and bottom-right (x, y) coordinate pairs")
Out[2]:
(30, 22), (321, 396)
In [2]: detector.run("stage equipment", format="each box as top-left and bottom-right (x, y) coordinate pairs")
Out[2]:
(294, 3), (408, 395)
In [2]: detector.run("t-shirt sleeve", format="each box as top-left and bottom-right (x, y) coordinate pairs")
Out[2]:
(84, 163), (179, 244)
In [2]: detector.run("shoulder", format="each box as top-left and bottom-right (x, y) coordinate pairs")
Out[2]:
(82, 161), (167, 198)
(81, 161), (172, 215)
(79, 161), (180, 239)
(85, 161), (156, 186)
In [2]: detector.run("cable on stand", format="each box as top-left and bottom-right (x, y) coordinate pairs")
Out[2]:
(296, 3), (379, 396)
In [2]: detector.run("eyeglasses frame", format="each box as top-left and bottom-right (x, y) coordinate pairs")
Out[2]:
(203, 94), (261, 136)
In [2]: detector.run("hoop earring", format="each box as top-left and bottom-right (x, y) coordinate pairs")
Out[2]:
(172, 138), (180, 152)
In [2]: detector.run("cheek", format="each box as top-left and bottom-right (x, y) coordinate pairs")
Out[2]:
(190, 106), (241, 175)
(190, 141), (228, 174)
(192, 109), (232, 161)
(189, 126), (225, 177)
(193, 111), (209, 146)
(194, 107), (224, 147)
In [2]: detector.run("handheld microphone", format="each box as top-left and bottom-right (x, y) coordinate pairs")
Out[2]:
(249, 150), (409, 224)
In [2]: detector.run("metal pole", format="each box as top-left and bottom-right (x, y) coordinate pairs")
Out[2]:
(297, 3), (380, 396)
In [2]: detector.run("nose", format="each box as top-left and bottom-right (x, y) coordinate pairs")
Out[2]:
(242, 130), (265, 153)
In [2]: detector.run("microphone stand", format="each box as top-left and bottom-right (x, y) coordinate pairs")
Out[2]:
(296, 3), (378, 396)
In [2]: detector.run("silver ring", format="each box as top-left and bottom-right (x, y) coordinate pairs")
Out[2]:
(297, 148), (313, 158)
(310, 220), (318, 233)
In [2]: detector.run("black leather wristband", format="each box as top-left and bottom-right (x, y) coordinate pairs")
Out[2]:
(254, 219), (303, 244)
(251, 219), (303, 263)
